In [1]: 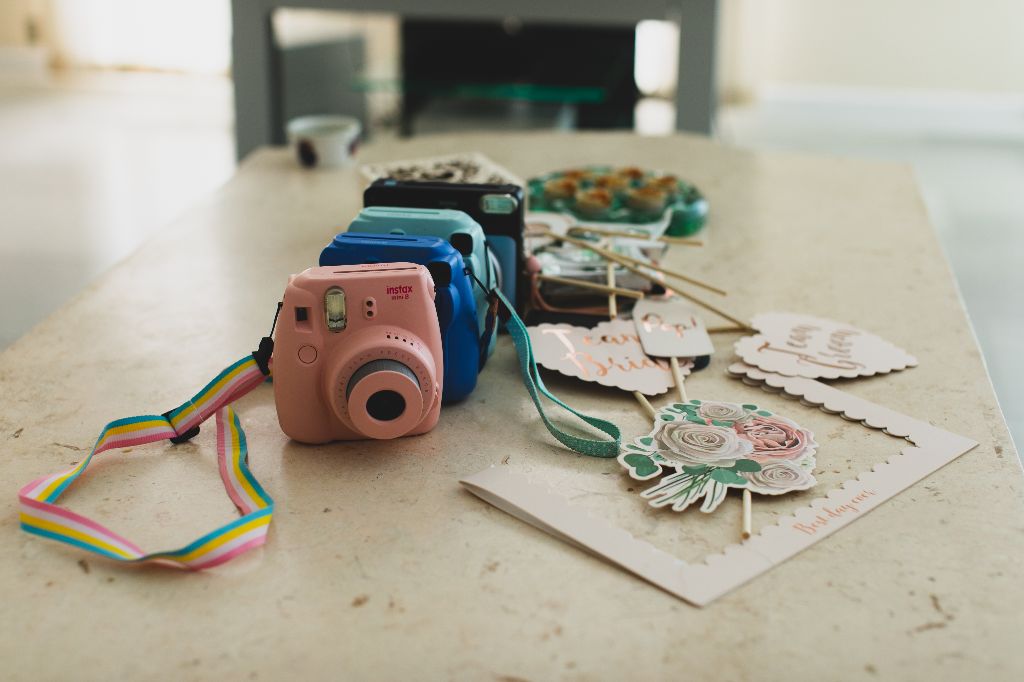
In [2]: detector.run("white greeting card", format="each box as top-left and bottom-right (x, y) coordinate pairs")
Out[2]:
(461, 370), (976, 606)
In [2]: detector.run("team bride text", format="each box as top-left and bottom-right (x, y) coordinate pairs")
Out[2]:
(542, 327), (669, 378)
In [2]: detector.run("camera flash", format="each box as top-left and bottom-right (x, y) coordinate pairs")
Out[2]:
(325, 287), (347, 331)
(480, 193), (517, 215)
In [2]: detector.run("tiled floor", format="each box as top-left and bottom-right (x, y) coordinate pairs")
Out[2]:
(0, 71), (1019, 448)
(0, 71), (235, 348)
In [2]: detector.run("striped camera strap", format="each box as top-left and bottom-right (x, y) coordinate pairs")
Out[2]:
(18, 355), (274, 570)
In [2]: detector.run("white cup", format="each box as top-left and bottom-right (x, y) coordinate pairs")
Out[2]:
(286, 115), (362, 169)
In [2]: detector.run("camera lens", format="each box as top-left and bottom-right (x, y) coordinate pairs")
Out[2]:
(345, 358), (421, 432)
(366, 390), (405, 421)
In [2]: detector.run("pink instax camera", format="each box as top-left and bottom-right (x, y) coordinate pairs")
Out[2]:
(273, 263), (443, 444)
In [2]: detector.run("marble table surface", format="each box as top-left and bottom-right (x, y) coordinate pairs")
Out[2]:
(1, 132), (1020, 680)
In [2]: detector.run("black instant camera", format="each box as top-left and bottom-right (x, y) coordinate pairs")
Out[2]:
(363, 179), (526, 312)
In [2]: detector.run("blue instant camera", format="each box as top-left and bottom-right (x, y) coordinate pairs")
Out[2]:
(346, 207), (497, 339)
(319, 231), (491, 404)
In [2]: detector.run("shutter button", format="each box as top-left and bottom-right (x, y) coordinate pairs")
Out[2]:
(298, 345), (318, 364)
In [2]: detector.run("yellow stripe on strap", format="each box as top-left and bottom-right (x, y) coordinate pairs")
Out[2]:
(172, 361), (254, 424)
(228, 412), (263, 509)
(20, 514), (139, 559)
(164, 514), (272, 564)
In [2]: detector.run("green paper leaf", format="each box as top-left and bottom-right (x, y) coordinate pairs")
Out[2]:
(626, 444), (645, 452)
(731, 459), (762, 472)
(756, 410), (772, 416)
(682, 464), (709, 475)
(742, 404), (758, 410)
(672, 403), (689, 410)
(623, 454), (660, 478)
(686, 415), (705, 424)
(710, 468), (747, 485)
(661, 414), (675, 421)
(711, 419), (733, 427)
(690, 399), (702, 405)
(639, 437), (654, 446)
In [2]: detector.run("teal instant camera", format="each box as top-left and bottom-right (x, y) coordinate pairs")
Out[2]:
(346, 206), (498, 359)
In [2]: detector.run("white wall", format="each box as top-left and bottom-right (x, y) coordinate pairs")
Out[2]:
(721, 0), (1024, 99)
(0, 0), (229, 74)
(6, 1), (1023, 100)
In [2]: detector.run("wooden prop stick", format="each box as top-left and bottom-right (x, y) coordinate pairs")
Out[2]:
(655, 279), (749, 332)
(658, 235), (705, 247)
(613, 251), (727, 296)
(742, 489), (753, 539)
(669, 357), (688, 403)
(633, 391), (657, 419)
(602, 255), (654, 420)
(535, 274), (644, 299)
(545, 230), (725, 296)
(541, 231), (749, 331)
(606, 262), (618, 318)
(568, 225), (703, 247)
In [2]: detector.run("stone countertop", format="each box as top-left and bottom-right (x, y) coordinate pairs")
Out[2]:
(0, 132), (1020, 680)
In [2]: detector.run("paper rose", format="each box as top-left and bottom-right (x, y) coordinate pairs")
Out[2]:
(653, 421), (753, 467)
(742, 460), (816, 494)
(734, 414), (816, 462)
(696, 401), (751, 422)
(619, 399), (819, 514)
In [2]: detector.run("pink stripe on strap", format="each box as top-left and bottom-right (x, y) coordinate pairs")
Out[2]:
(20, 496), (146, 555)
(188, 535), (268, 571)
(96, 428), (176, 454)
(19, 473), (63, 497)
(216, 410), (254, 515)
(174, 369), (264, 433)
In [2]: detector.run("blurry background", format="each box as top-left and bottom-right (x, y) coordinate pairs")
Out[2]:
(1, 0), (1021, 444)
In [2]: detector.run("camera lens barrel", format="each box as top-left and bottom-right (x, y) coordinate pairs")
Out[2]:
(347, 359), (420, 397)
(347, 359), (419, 422)
(341, 356), (429, 439)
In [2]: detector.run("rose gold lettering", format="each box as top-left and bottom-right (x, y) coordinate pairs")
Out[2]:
(791, 490), (877, 536)
(543, 328), (579, 355)
(640, 312), (662, 333)
(757, 342), (865, 370)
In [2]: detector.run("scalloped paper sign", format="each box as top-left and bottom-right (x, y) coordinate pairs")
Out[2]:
(527, 319), (693, 395)
(460, 375), (976, 607)
(619, 400), (818, 513)
(734, 312), (918, 380)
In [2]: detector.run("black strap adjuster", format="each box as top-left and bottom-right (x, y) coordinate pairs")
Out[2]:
(161, 410), (200, 444)
(252, 336), (274, 376)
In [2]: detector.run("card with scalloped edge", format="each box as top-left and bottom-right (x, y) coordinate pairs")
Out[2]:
(618, 400), (817, 513)
(460, 375), (977, 606)
(734, 312), (918, 380)
(527, 319), (693, 395)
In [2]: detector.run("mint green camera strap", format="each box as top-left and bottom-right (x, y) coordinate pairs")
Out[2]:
(495, 290), (621, 458)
